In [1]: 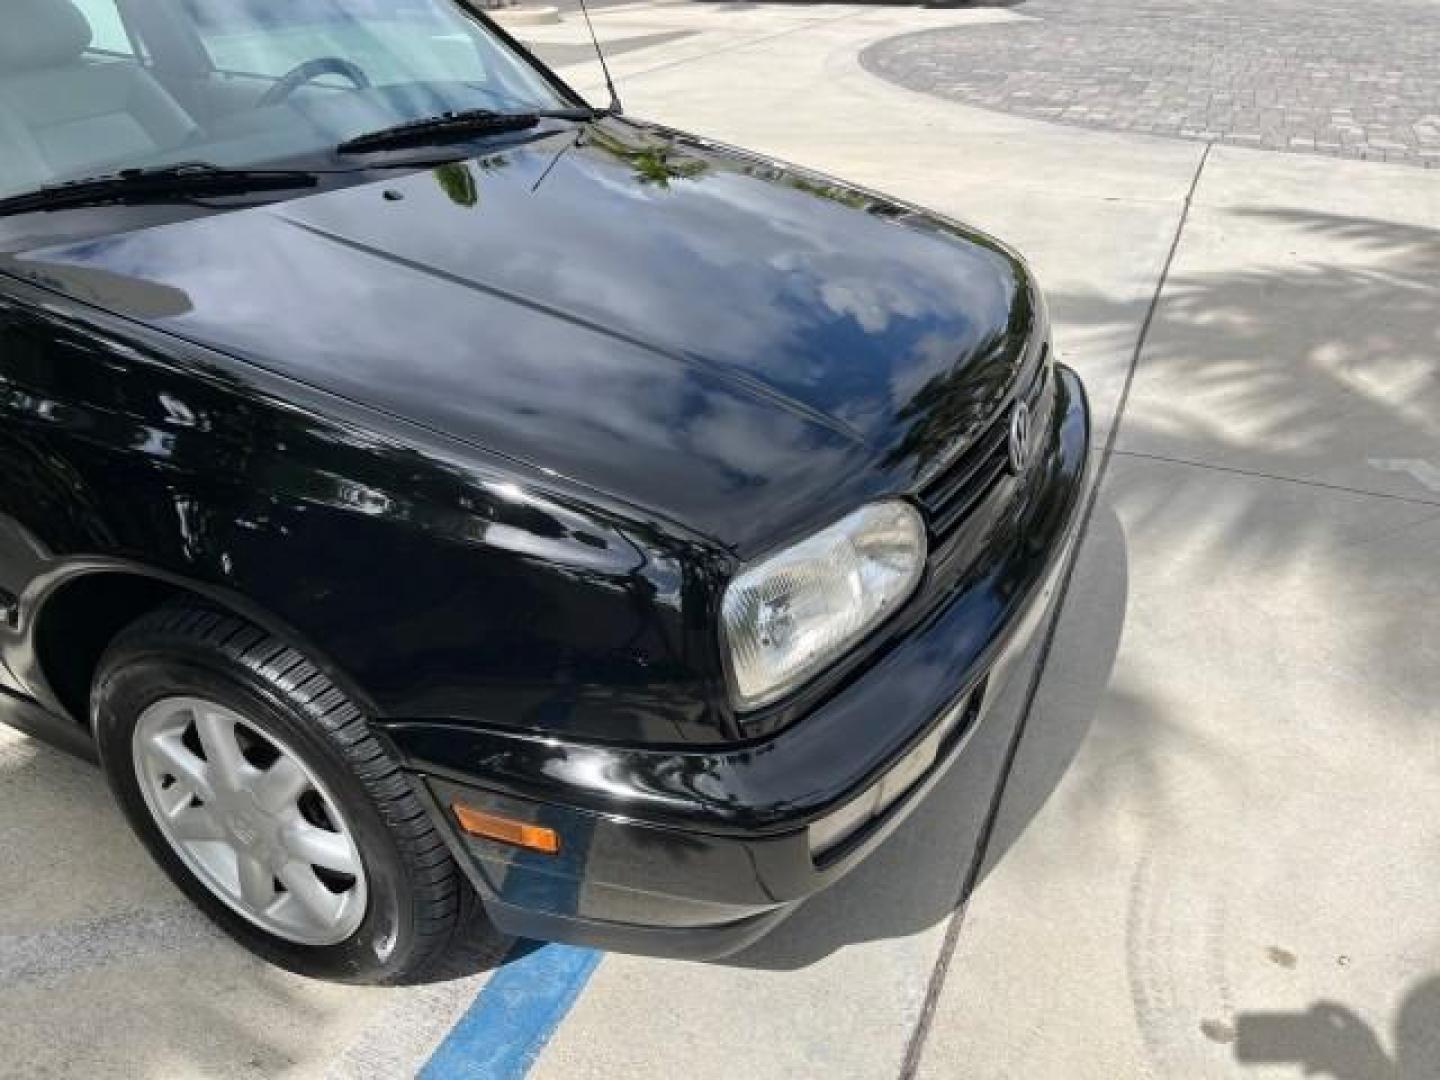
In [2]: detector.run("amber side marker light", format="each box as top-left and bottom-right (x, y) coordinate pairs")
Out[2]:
(451, 802), (560, 854)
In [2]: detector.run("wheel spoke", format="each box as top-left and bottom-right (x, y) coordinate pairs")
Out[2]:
(144, 733), (213, 802)
(195, 708), (251, 792)
(254, 755), (309, 813)
(279, 861), (344, 927)
(237, 854), (277, 910)
(284, 822), (360, 876)
(169, 803), (228, 843)
(134, 695), (367, 945)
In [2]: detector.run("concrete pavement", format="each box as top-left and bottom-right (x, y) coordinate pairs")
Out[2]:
(913, 145), (1440, 1079)
(0, 727), (510, 1079)
(0, 3), (1435, 1077)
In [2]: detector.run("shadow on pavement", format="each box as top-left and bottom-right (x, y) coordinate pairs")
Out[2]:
(872, 202), (1440, 1069)
(1056, 206), (1439, 696)
(1233, 975), (1440, 1080)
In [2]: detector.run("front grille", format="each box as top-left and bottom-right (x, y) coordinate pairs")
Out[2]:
(917, 343), (1051, 539)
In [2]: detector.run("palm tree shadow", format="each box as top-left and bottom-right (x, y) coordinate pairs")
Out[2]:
(1048, 205), (1440, 708)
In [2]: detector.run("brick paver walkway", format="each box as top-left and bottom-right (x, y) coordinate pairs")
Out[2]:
(861, 0), (1440, 168)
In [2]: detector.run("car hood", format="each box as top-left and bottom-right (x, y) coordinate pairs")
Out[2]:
(3, 119), (1038, 553)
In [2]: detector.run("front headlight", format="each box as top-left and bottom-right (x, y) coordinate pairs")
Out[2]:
(721, 500), (927, 711)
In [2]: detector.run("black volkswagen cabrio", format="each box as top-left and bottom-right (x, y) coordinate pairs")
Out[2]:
(0, 0), (1089, 982)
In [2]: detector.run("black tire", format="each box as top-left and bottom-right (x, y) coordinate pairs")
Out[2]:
(92, 603), (471, 984)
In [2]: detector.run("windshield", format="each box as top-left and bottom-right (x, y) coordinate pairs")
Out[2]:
(0, 0), (574, 200)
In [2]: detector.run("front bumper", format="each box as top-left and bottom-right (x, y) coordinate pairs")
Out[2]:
(390, 364), (1092, 958)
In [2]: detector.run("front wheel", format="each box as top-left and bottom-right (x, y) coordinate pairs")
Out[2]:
(93, 605), (471, 984)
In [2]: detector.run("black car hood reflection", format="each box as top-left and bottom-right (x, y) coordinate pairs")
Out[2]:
(6, 119), (1036, 553)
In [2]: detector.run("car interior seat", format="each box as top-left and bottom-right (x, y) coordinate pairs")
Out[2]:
(0, 0), (200, 194)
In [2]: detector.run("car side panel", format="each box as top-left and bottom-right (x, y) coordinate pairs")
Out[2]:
(0, 280), (734, 744)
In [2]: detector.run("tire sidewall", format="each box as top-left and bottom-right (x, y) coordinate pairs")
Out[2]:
(94, 644), (426, 983)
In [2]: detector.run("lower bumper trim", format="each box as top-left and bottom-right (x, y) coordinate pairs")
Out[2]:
(484, 897), (795, 961)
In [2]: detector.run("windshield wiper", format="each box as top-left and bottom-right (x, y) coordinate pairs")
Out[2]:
(336, 107), (600, 155)
(0, 163), (319, 217)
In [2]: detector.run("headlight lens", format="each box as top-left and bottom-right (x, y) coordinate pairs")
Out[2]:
(721, 501), (927, 711)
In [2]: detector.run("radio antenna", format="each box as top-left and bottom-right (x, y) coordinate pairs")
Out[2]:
(575, 0), (623, 114)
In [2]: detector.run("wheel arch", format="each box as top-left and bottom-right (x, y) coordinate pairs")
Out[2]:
(20, 560), (380, 729)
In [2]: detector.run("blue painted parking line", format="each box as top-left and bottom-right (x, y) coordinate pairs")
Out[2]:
(419, 940), (602, 1080)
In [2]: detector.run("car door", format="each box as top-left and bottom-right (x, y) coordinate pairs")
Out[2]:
(0, 277), (72, 697)
(0, 280), (54, 699)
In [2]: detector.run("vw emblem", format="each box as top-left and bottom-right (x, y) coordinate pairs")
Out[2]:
(1007, 401), (1033, 474)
